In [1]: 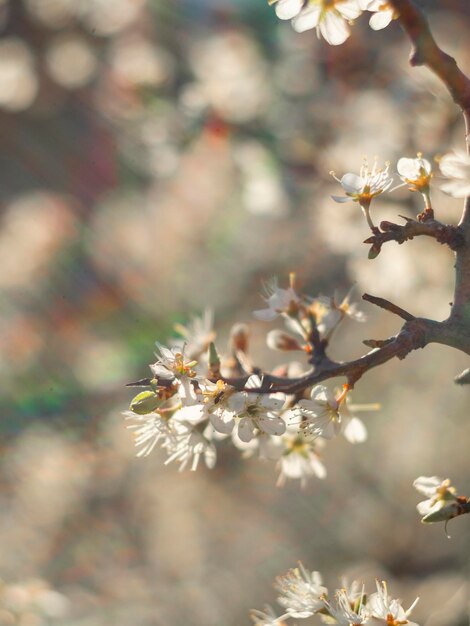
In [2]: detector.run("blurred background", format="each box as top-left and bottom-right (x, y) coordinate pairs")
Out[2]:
(0, 0), (469, 624)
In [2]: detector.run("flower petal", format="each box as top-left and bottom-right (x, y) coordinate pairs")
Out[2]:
(292, 5), (321, 33)
(275, 0), (304, 20)
(369, 8), (394, 30)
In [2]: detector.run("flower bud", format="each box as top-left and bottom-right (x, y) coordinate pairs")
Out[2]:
(230, 323), (250, 353)
(267, 329), (303, 351)
(130, 391), (163, 415)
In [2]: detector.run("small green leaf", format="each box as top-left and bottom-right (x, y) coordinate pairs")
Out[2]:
(130, 391), (162, 415)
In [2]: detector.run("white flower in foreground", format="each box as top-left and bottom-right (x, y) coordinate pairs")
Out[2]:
(367, 581), (419, 626)
(250, 605), (289, 626)
(123, 410), (174, 457)
(413, 475), (461, 522)
(359, 0), (396, 30)
(0, 579), (69, 622)
(172, 309), (216, 360)
(397, 154), (432, 193)
(254, 276), (301, 322)
(275, 564), (327, 618)
(439, 150), (470, 198)
(151, 343), (198, 400)
(228, 375), (286, 442)
(331, 159), (393, 208)
(276, 426), (327, 487)
(294, 384), (348, 439)
(290, 1), (362, 45)
(200, 379), (237, 435)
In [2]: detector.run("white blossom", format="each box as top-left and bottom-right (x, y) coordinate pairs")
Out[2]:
(275, 563), (327, 618)
(341, 395), (379, 444)
(254, 277), (301, 322)
(164, 420), (216, 471)
(413, 475), (458, 518)
(276, 425), (327, 487)
(332, 159), (393, 206)
(123, 410), (173, 458)
(439, 150), (470, 198)
(397, 154), (433, 192)
(151, 343), (197, 400)
(294, 385), (347, 439)
(199, 379), (237, 435)
(291, 1), (362, 46)
(359, 0), (396, 30)
(228, 375), (286, 442)
(367, 581), (419, 626)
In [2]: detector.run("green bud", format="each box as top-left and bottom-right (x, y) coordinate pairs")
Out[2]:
(208, 342), (221, 369)
(130, 391), (162, 415)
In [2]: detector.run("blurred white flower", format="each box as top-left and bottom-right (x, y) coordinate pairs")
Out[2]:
(0, 38), (38, 111)
(439, 151), (470, 198)
(254, 276), (301, 322)
(315, 290), (366, 340)
(275, 563), (327, 618)
(294, 384), (348, 439)
(0, 579), (68, 624)
(173, 309), (216, 361)
(341, 398), (372, 444)
(397, 154), (433, 193)
(228, 375), (286, 443)
(413, 475), (460, 522)
(123, 410), (173, 458)
(276, 426), (327, 487)
(45, 34), (97, 89)
(250, 605), (289, 625)
(367, 580), (419, 626)
(359, 0), (396, 30)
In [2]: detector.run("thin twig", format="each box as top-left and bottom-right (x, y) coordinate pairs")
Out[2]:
(362, 293), (415, 321)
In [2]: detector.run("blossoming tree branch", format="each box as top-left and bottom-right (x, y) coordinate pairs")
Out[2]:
(124, 0), (470, 483)
(121, 0), (470, 623)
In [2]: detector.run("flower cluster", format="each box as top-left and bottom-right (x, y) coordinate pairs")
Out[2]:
(269, 0), (398, 46)
(124, 284), (378, 485)
(251, 564), (420, 626)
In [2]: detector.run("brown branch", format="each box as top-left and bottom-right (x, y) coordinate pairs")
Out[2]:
(388, 0), (470, 111)
(363, 217), (465, 257)
(389, 0), (470, 234)
(222, 314), (470, 395)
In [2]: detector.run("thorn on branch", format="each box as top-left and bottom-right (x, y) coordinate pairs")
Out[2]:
(362, 293), (415, 321)
(363, 338), (395, 348)
(454, 367), (470, 385)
